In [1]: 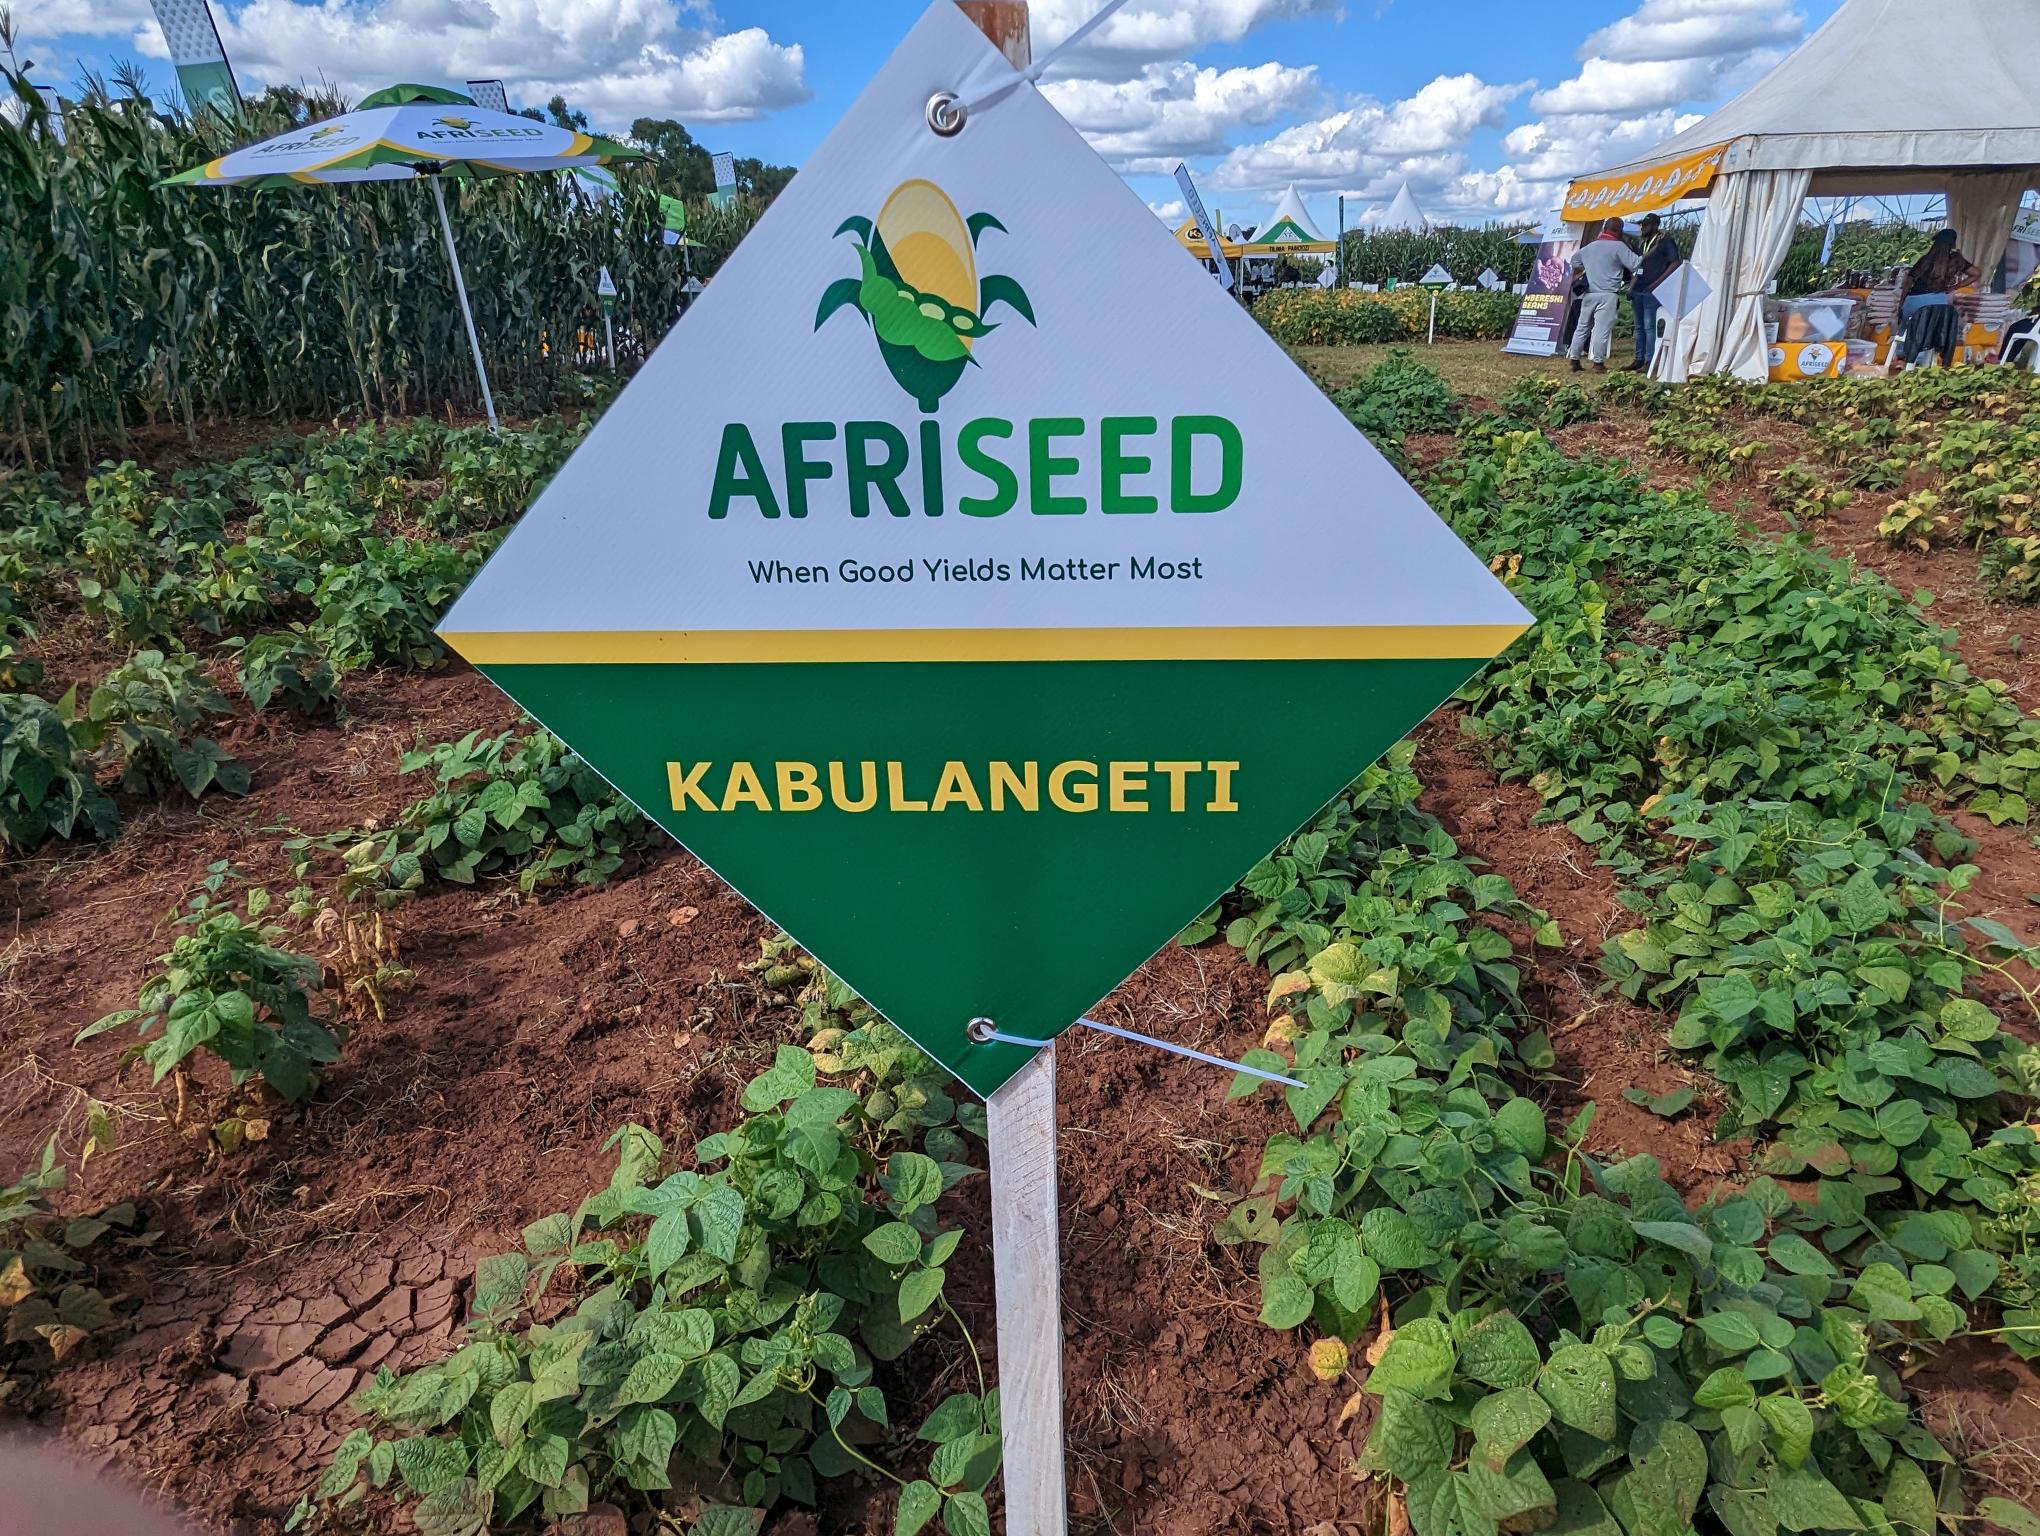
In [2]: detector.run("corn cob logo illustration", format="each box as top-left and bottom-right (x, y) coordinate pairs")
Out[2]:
(434, 115), (474, 130)
(307, 124), (345, 142)
(815, 180), (1036, 413)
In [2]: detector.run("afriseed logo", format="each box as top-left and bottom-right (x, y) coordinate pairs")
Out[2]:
(417, 115), (545, 142)
(815, 179), (1035, 413)
(257, 122), (357, 155)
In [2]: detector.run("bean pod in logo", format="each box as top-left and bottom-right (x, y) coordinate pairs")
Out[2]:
(815, 179), (1036, 413)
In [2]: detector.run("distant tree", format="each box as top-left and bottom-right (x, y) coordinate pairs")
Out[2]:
(733, 156), (794, 202)
(512, 95), (591, 131)
(631, 117), (715, 198)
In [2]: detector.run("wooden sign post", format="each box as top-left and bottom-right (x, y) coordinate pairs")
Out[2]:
(986, 1040), (1065, 1535)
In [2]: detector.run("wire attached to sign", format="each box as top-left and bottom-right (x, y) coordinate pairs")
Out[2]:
(966, 1014), (1307, 1090)
(947, 0), (1136, 123)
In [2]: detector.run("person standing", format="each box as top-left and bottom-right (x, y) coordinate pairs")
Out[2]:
(1568, 217), (1640, 372)
(1628, 213), (1680, 372)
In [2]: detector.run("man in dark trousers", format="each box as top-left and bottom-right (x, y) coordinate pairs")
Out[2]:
(1628, 213), (1681, 372)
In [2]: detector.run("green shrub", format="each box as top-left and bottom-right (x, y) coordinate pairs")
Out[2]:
(1498, 375), (1599, 430)
(1334, 349), (1464, 442)
(82, 647), (247, 798)
(351, 726), (650, 892)
(229, 630), (342, 715)
(424, 421), (582, 532)
(312, 537), (478, 670)
(1257, 288), (1522, 347)
(0, 689), (118, 849)
(79, 865), (340, 1102)
(1213, 733), (2039, 1536)
(0, 1136), (154, 1407)
(302, 977), (992, 1533)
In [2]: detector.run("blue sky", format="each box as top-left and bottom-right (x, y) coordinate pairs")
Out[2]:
(19, 0), (1845, 225)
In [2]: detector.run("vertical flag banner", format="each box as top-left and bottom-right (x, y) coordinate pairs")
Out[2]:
(711, 150), (738, 208)
(466, 80), (510, 115)
(1173, 162), (1235, 292)
(147, 0), (240, 118)
(437, 0), (1532, 1098)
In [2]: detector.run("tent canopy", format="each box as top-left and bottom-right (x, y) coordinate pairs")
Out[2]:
(1248, 184), (1335, 252)
(1370, 181), (1429, 232)
(1565, 0), (2040, 220)
(1174, 217), (1245, 261)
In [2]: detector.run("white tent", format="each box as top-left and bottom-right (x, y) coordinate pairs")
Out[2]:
(1258, 184), (1327, 242)
(1371, 181), (1430, 233)
(1564, 0), (2040, 382)
(1247, 184), (1336, 253)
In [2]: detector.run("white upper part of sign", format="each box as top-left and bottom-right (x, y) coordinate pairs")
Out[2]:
(440, 0), (1531, 664)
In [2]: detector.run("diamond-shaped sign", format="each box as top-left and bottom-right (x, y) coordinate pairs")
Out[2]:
(438, 0), (1531, 1098)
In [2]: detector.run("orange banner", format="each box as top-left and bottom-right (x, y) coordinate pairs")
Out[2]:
(1563, 142), (1727, 222)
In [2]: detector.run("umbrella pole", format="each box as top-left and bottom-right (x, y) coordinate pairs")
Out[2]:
(429, 175), (500, 432)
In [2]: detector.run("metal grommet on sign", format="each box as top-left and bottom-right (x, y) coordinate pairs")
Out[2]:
(926, 91), (967, 137)
(966, 1016), (998, 1044)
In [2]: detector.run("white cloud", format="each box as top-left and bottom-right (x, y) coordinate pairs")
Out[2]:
(1045, 60), (1317, 172)
(39, 0), (808, 126)
(1028, 0), (1341, 79)
(1206, 73), (1527, 197)
(1149, 197), (1187, 222)
(1534, 0), (1800, 114)
(1582, 0), (1802, 63)
(17, 0), (156, 34)
(1447, 0), (1807, 221)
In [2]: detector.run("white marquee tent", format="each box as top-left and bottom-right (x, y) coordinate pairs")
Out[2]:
(1562, 0), (2040, 382)
(1370, 181), (1430, 233)
(1248, 184), (1335, 252)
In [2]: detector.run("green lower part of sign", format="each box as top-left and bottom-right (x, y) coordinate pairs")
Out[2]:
(479, 658), (1484, 1097)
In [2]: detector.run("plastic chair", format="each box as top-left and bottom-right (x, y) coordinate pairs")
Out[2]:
(2005, 319), (2040, 374)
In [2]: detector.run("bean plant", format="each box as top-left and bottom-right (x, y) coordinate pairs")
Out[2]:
(299, 960), (996, 1536)
(79, 864), (339, 1102)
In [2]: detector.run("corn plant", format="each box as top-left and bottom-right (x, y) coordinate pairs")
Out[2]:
(0, 64), (761, 467)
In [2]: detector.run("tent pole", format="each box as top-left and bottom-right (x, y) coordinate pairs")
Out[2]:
(430, 174), (500, 433)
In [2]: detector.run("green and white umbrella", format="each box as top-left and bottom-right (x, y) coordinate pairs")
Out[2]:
(164, 84), (643, 429)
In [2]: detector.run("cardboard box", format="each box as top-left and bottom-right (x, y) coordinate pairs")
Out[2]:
(1768, 340), (1848, 381)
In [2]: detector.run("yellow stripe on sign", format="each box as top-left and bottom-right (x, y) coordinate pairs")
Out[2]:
(440, 625), (1531, 665)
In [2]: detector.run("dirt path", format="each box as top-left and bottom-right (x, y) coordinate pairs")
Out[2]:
(1411, 718), (1747, 1192)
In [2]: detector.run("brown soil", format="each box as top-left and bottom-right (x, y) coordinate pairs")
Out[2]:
(0, 651), (1406, 1535)
(1412, 718), (1747, 1194)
